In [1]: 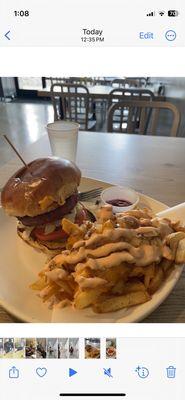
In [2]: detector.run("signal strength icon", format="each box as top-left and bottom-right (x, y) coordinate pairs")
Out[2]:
(146, 11), (155, 17)
(159, 11), (165, 16)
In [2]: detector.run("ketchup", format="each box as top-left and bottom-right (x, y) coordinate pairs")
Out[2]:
(107, 198), (132, 207)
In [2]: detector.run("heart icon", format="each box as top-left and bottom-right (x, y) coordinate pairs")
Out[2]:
(36, 367), (47, 377)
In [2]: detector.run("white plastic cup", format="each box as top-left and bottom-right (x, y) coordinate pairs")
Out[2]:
(46, 121), (79, 162)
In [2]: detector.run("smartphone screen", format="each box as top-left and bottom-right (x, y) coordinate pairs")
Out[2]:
(0, 1), (185, 399)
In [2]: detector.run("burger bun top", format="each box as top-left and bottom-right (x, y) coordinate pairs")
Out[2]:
(1, 157), (81, 217)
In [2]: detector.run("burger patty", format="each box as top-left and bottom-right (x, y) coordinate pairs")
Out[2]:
(17, 194), (78, 226)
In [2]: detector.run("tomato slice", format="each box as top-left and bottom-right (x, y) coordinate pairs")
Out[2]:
(33, 226), (68, 242)
(33, 206), (88, 242)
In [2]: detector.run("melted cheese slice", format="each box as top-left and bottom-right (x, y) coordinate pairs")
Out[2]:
(39, 196), (54, 210)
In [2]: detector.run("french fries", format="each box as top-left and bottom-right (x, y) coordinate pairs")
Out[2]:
(62, 218), (82, 236)
(30, 276), (47, 291)
(74, 288), (107, 309)
(148, 267), (164, 295)
(62, 218), (85, 249)
(93, 291), (151, 313)
(122, 280), (146, 294)
(31, 206), (185, 314)
(143, 264), (155, 289)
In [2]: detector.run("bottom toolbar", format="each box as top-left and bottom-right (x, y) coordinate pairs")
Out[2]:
(0, 337), (184, 400)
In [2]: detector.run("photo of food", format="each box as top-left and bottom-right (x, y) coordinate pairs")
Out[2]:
(58, 338), (69, 359)
(36, 338), (46, 358)
(25, 338), (36, 359)
(106, 338), (117, 359)
(0, 338), (4, 358)
(32, 206), (185, 315)
(85, 338), (101, 359)
(69, 338), (79, 359)
(3, 338), (14, 358)
(1, 157), (89, 257)
(0, 76), (185, 323)
(0, 337), (81, 359)
(46, 338), (58, 358)
(14, 338), (25, 358)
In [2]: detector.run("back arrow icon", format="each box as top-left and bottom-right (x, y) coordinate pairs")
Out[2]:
(5, 31), (11, 40)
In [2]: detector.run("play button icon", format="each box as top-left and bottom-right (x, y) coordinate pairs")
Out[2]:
(69, 368), (77, 377)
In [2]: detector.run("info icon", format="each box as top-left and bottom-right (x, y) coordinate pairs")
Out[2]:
(135, 366), (149, 379)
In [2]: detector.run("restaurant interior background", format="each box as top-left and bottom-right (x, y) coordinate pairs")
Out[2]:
(0, 76), (185, 166)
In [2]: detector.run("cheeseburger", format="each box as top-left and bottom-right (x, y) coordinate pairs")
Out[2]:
(1, 157), (88, 255)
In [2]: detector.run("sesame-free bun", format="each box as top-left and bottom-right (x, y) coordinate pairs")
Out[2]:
(1, 157), (81, 217)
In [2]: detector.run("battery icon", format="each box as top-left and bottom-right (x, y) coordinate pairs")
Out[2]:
(168, 10), (179, 17)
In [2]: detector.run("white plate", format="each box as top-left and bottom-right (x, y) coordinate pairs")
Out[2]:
(0, 177), (183, 323)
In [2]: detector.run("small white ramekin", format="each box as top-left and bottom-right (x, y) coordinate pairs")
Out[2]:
(101, 186), (139, 213)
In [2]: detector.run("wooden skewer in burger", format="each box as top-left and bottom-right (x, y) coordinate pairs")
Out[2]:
(1, 136), (90, 255)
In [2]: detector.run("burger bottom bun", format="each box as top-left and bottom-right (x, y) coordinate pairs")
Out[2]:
(17, 227), (66, 257)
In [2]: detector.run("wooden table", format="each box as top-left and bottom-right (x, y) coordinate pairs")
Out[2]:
(38, 83), (165, 101)
(0, 132), (185, 322)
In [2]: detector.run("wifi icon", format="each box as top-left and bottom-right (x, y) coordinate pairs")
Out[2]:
(159, 11), (165, 16)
